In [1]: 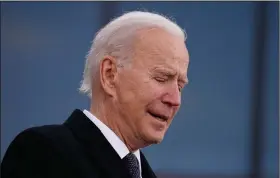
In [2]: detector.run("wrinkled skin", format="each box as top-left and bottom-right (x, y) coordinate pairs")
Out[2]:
(92, 28), (190, 151)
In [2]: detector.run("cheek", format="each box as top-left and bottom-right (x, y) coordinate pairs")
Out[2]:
(116, 73), (148, 109)
(117, 72), (166, 114)
(148, 80), (168, 98)
(140, 78), (164, 101)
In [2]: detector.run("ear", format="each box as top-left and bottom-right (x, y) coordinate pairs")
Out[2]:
(99, 55), (118, 97)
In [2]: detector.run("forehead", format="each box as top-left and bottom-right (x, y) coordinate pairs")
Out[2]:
(132, 28), (189, 75)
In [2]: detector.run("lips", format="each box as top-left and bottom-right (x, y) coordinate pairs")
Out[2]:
(148, 111), (169, 122)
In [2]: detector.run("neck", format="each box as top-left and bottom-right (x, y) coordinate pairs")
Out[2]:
(90, 97), (141, 152)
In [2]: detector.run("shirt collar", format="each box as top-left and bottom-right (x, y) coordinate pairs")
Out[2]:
(83, 110), (141, 164)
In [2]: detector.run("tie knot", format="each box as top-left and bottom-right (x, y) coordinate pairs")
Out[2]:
(123, 153), (140, 178)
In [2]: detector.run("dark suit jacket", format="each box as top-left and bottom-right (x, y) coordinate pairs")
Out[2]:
(1, 109), (157, 178)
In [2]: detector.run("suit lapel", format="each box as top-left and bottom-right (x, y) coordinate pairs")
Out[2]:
(64, 109), (131, 178)
(140, 151), (157, 178)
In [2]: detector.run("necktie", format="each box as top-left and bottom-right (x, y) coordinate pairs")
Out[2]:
(123, 153), (141, 178)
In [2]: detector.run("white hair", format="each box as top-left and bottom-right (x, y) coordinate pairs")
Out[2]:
(79, 11), (186, 97)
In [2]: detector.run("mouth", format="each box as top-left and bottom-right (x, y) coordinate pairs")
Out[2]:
(148, 111), (169, 122)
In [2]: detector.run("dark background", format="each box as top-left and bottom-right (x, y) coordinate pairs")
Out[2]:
(1, 2), (279, 178)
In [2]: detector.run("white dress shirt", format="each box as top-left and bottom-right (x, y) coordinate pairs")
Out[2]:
(83, 110), (142, 176)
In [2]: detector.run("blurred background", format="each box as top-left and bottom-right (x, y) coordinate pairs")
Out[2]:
(1, 2), (279, 178)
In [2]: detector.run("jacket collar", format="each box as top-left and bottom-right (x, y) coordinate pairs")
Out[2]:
(64, 109), (157, 178)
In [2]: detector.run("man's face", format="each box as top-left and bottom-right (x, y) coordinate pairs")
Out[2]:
(114, 28), (189, 145)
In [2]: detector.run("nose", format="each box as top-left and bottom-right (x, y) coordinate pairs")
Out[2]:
(161, 84), (181, 107)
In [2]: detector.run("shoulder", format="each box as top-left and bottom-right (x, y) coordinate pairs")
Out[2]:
(12, 124), (69, 144)
(1, 125), (82, 178)
(3, 124), (74, 158)
(26, 124), (73, 142)
(2, 124), (79, 166)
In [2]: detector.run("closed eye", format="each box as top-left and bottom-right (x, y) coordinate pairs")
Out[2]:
(178, 81), (187, 92)
(178, 85), (182, 92)
(178, 85), (184, 92)
(155, 77), (167, 83)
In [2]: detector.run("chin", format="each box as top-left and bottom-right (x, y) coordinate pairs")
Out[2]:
(142, 131), (166, 145)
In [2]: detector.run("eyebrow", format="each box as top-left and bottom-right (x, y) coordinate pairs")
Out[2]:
(152, 67), (176, 76)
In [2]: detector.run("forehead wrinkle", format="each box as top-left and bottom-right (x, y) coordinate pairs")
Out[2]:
(132, 28), (189, 76)
(134, 28), (180, 57)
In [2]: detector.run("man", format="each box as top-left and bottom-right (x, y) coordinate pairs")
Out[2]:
(1, 11), (189, 178)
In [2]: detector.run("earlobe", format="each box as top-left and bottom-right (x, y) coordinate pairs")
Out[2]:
(99, 55), (118, 96)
